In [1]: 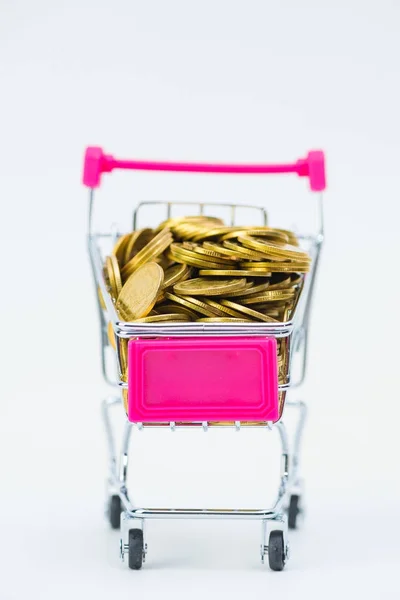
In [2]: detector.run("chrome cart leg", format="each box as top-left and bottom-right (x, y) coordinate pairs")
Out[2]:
(286, 400), (308, 529)
(118, 421), (148, 569)
(274, 420), (290, 511)
(292, 400), (307, 481)
(88, 232), (115, 388)
(101, 396), (120, 482)
(260, 421), (290, 570)
(101, 396), (124, 529)
(119, 420), (133, 506)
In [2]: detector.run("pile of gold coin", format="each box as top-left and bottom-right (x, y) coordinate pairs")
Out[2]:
(103, 215), (310, 326)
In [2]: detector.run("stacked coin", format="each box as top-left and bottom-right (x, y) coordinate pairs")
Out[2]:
(103, 216), (309, 326)
(103, 215), (310, 402)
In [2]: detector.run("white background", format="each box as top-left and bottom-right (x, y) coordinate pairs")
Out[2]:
(1, 1), (400, 598)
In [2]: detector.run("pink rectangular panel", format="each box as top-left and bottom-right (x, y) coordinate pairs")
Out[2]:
(127, 337), (278, 422)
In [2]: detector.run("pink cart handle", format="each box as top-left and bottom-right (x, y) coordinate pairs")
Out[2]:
(83, 146), (326, 192)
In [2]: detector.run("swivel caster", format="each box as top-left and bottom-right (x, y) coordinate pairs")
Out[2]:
(120, 527), (147, 570)
(107, 495), (122, 530)
(260, 519), (289, 571)
(287, 494), (302, 530)
(268, 531), (287, 571)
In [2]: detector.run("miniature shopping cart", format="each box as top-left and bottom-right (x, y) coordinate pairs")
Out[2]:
(83, 146), (325, 571)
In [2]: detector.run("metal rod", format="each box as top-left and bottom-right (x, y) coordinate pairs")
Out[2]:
(87, 190), (116, 387)
(291, 400), (307, 477)
(101, 396), (121, 481)
(119, 421), (133, 485)
(124, 507), (280, 520)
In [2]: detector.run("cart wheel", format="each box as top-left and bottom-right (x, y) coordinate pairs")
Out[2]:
(108, 495), (121, 530)
(268, 531), (286, 571)
(288, 494), (301, 530)
(128, 529), (144, 570)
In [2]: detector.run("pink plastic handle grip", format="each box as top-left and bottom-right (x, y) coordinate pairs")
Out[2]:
(82, 146), (326, 192)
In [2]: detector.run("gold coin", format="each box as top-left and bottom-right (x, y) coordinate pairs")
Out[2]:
(133, 313), (192, 323)
(243, 263), (310, 273)
(193, 243), (240, 261)
(122, 229), (172, 279)
(196, 216), (225, 224)
(248, 289), (294, 300)
(251, 307), (280, 317)
(240, 259), (310, 267)
(122, 388), (128, 413)
(156, 303), (199, 320)
(123, 228), (154, 265)
(282, 306), (292, 322)
(156, 215), (224, 234)
(155, 290), (167, 304)
(98, 286), (106, 309)
(136, 228), (172, 258)
(190, 227), (237, 242)
(172, 219), (228, 240)
(116, 262), (164, 321)
(290, 274), (303, 286)
(223, 240), (268, 260)
(238, 235), (310, 260)
(251, 300), (290, 310)
(107, 321), (116, 349)
(199, 269), (272, 277)
(274, 228), (299, 245)
(105, 255), (122, 298)
(153, 217), (186, 233)
(196, 317), (252, 322)
(173, 277), (247, 296)
(170, 243), (237, 269)
(155, 254), (175, 270)
(163, 263), (191, 288)
(172, 223), (201, 240)
(104, 258), (115, 296)
(122, 235), (172, 280)
(110, 255), (122, 294)
(203, 241), (243, 259)
(112, 233), (131, 264)
(171, 252), (234, 270)
(202, 298), (246, 318)
(238, 291), (294, 304)
(268, 275), (293, 289)
(224, 280), (269, 297)
(118, 338), (128, 377)
(181, 242), (232, 264)
(247, 229), (289, 243)
(219, 300), (279, 323)
(171, 252), (229, 270)
(164, 292), (218, 317)
(220, 228), (289, 244)
(219, 229), (258, 241)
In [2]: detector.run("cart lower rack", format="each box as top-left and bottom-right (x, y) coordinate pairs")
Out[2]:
(84, 146), (325, 571)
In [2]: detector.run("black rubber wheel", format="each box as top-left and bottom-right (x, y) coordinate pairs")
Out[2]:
(268, 531), (286, 571)
(288, 494), (300, 530)
(108, 495), (121, 530)
(128, 529), (144, 570)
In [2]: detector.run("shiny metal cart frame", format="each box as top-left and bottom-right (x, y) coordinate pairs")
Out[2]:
(84, 147), (325, 571)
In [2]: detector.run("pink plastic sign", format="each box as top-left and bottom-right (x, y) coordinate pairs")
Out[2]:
(127, 336), (278, 422)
